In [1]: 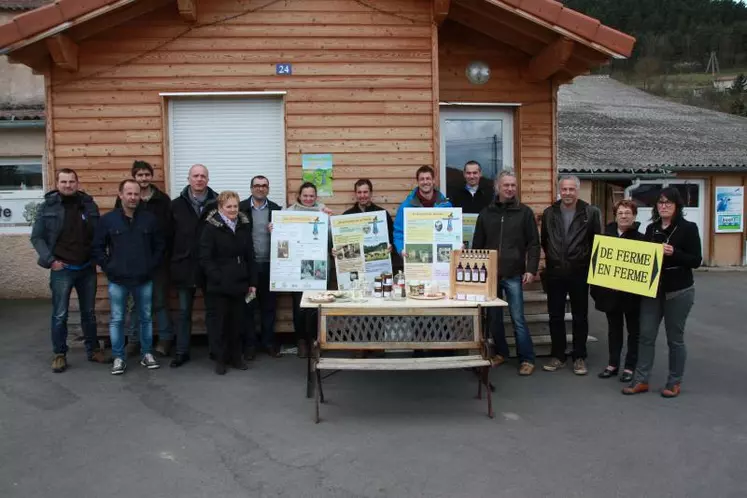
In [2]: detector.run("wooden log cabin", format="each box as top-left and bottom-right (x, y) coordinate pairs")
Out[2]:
(0, 0), (634, 338)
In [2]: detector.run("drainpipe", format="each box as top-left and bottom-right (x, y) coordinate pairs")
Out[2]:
(624, 178), (641, 200)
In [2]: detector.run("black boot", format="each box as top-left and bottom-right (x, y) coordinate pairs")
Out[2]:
(170, 353), (190, 368)
(215, 362), (227, 375)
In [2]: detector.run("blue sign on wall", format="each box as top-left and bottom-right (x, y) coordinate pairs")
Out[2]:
(276, 63), (292, 75)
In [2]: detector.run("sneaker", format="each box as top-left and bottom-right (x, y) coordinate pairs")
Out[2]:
(573, 358), (588, 376)
(154, 339), (172, 357)
(490, 354), (506, 367)
(88, 349), (111, 364)
(232, 358), (249, 371)
(51, 354), (67, 373)
(125, 342), (140, 358)
(140, 353), (160, 370)
(661, 384), (681, 398)
(518, 361), (535, 376)
(542, 358), (566, 372)
(111, 358), (126, 375)
(622, 383), (649, 395)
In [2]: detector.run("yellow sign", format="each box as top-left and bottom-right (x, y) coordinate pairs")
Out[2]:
(587, 235), (663, 298)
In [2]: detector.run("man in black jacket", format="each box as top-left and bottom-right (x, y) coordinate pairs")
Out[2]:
(239, 175), (282, 358)
(541, 175), (602, 376)
(473, 170), (540, 375)
(92, 179), (165, 375)
(169, 164), (218, 368)
(30, 168), (108, 372)
(116, 160), (174, 357)
(447, 160), (493, 214)
(342, 179), (400, 273)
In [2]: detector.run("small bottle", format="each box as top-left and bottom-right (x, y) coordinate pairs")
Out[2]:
(395, 271), (406, 299)
(382, 272), (393, 299)
(471, 262), (480, 282)
(479, 263), (487, 283)
(464, 263), (472, 282)
(456, 261), (464, 282)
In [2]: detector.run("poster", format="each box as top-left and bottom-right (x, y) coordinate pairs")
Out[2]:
(301, 153), (333, 197)
(587, 235), (664, 298)
(462, 213), (479, 249)
(330, 211), (392, 290)
(715, 186), (744, 233)
(270, 211), (329, 291)
(403, 207), (463, 293)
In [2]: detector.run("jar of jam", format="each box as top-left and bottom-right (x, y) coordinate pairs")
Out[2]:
(374, 276), (383, 298)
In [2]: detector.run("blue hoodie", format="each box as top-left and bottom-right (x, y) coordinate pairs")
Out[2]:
(392, 187), (451, 254)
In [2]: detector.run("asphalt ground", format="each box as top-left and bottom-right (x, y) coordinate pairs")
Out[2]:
(1, 272), (746, 498)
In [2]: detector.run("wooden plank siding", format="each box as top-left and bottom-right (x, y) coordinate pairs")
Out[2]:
(55, 0), (436, 334)
(438, 20), (554, 216)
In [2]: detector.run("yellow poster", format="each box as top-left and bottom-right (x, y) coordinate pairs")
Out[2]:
(587, 235), (664, 298)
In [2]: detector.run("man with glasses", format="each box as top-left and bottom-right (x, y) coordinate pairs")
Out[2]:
(239, 176), (282, 358)
(541, 175), (601, 376)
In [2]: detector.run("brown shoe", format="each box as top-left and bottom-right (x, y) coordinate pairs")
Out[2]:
(518, 361), (535, 376)
(661, 384), (681, 398)
(51, 354), (67, 373)
(542, 358), (566, 372)
(154, 339), (172, 357)
(297, 340), (309, 358)
(622, 383), (649, 395)
(490, 354), (505, 367)
(88, 349), (111, 364)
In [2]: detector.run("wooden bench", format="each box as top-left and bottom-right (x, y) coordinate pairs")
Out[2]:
(301, 294), (507, 423)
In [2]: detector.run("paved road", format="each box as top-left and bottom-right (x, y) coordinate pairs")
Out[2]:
(1, 272), (746, 498)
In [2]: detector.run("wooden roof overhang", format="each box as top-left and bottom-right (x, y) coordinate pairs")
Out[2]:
(437, 0), (635, 83)
(0, 0), (634, 83)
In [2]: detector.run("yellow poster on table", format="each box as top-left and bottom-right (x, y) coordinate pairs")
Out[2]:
(587, 235), (663, 298)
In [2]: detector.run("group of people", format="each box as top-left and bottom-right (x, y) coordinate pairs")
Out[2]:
(459, 162), (701, 397)
(32, 159), (702, 395)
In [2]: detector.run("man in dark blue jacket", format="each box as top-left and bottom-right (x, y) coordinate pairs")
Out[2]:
(93, 179), (165, 375)
(31, 168), (108, 373)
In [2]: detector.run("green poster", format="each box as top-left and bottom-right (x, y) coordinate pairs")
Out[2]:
(301, 153), (333, 197)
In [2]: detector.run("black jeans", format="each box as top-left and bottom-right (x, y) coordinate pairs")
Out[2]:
(244, 262), (277, 352)
(546, 272), (589, 360)
(291, 292), (318, 344)
(606, 308), (639, 371)
(205, 293), (243, 364)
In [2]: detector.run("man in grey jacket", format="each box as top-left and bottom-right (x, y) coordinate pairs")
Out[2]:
(472, 170), (540, 375)
(30, 168), (109, 373)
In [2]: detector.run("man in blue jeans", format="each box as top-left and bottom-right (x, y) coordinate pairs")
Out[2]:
(31, 168), (109, 372)
(472, 170), (540, 375)
(92, 179), (165, 375)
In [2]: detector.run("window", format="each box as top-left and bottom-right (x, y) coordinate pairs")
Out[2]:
(0, 158), (45, 233)
(167, 96), (286, 205)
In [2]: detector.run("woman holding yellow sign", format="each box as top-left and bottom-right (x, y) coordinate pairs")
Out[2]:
(623, 187), (702, 398)
(591, 200), (643, 383)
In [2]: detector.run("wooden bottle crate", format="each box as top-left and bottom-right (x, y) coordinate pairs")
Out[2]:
(449, 249), (498, 301)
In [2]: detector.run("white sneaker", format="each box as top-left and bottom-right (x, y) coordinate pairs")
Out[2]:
(111, 358), (126, 375)
(140, 353), (160, 370)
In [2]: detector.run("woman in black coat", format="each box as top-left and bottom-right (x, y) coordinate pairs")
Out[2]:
(590, 200), (644, 383)
(199, 191), (257, 375)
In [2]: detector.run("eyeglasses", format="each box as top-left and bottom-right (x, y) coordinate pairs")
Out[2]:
(657, 200), (674, 206)
(252, 184), (269, 189)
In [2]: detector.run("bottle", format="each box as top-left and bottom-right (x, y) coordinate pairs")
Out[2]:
(382, 272), (393, 299)
(394, 270), (406, 300)
(471, 262), (480, 282)
(479, 263), (487, 283)
(456, 261), (464, 282)
(464, 263), (472, 282)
